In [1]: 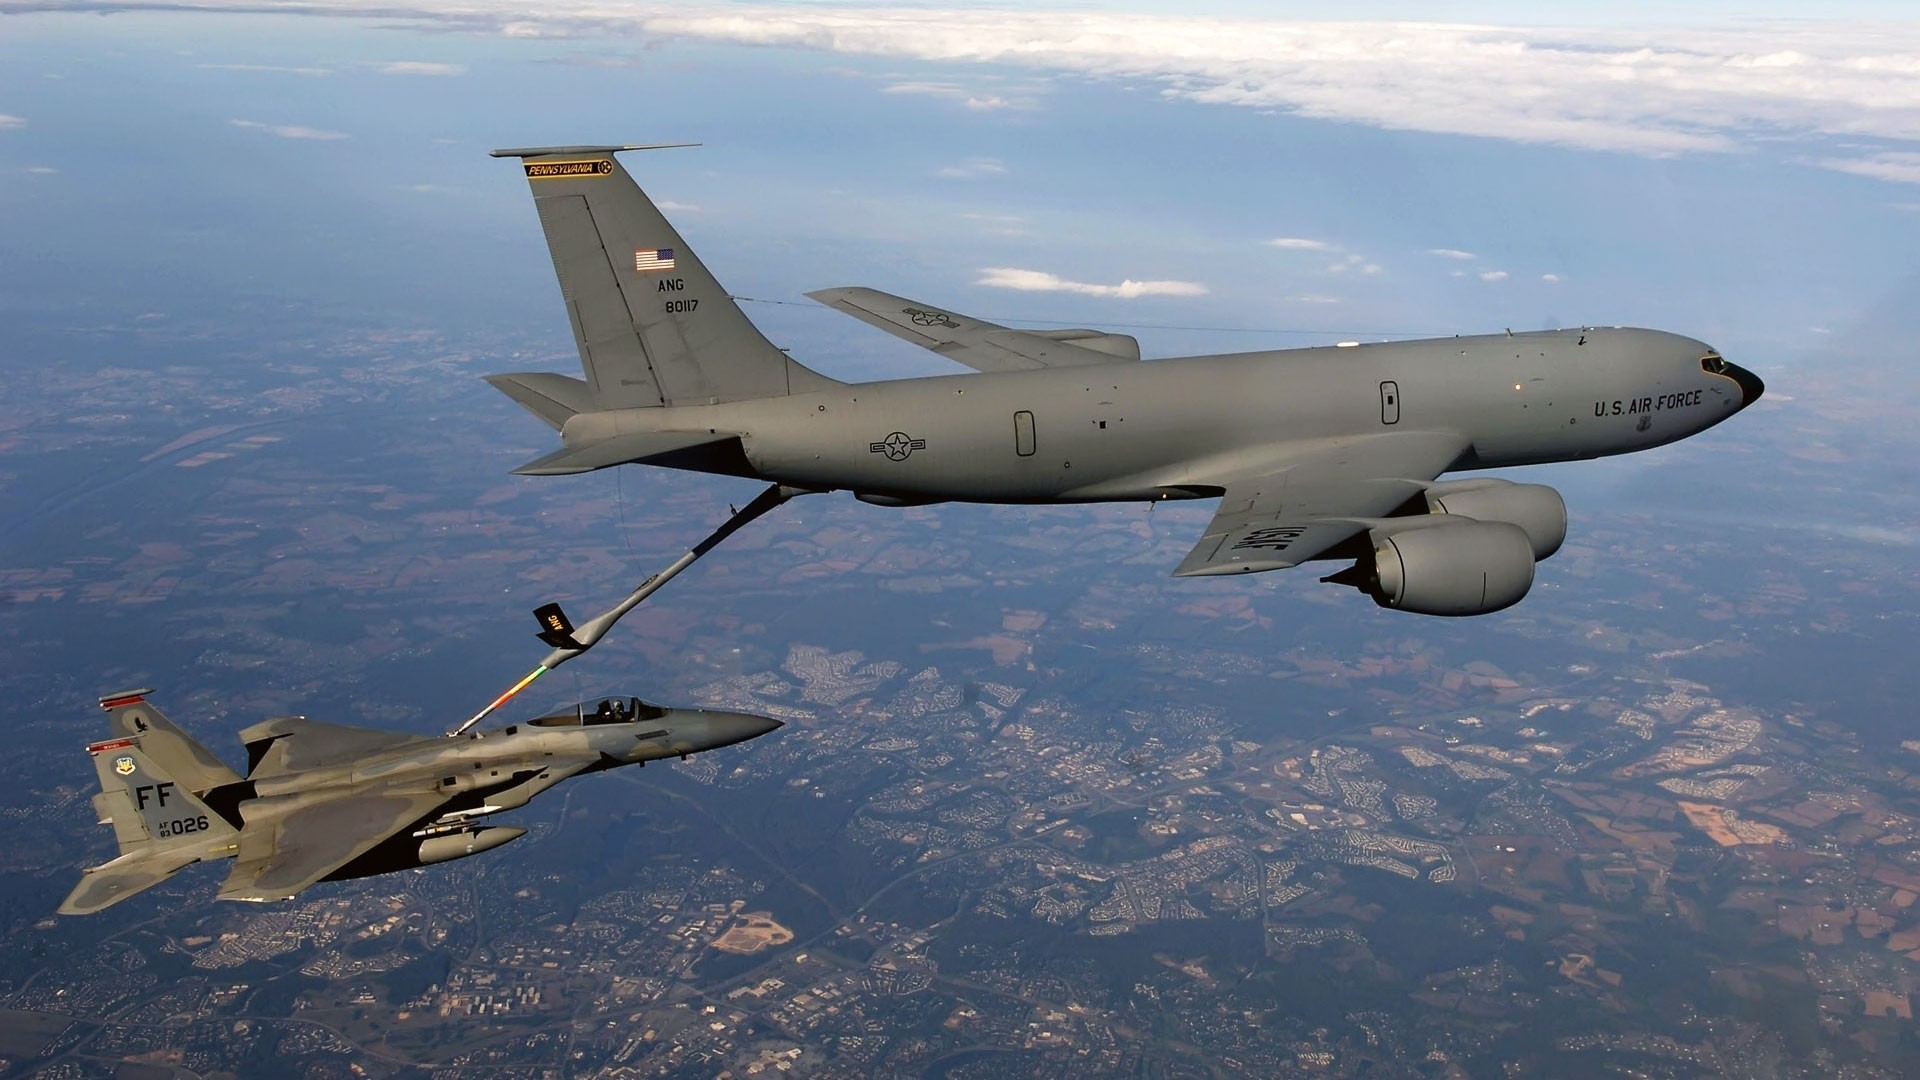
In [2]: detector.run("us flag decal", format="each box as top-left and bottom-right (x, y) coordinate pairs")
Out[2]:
(634, 248), (676, 272)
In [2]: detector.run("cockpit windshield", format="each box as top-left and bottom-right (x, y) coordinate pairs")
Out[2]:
(526, 696), (672, 727)
(1700, 352), (1728, 375)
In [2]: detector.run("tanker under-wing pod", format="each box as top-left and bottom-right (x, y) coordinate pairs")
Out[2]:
(486, 144), (1764, 616)
(60, 688), (781, 914)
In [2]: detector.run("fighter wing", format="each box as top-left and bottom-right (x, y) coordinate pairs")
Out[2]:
(218, 786), (449, 902)
(238, 716), (441, 779)
(1172, 431), (1470, 577)
(807, 286), (1139, 372)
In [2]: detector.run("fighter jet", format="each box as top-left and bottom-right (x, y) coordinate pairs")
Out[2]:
(61, 688), (781, 915)
(485, 145), (1764, 616)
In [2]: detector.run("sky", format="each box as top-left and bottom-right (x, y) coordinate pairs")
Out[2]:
(1, 2), (1917, 380)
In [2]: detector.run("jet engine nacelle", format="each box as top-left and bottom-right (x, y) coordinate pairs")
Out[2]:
(417, 826), (525, 866)
(1423, 478), (1567, 561)
(1357, 518), (1536, 616)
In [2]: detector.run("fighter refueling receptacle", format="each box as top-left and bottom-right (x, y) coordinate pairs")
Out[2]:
(60, 688), (781, 915)
(486, 144), (1763, 617)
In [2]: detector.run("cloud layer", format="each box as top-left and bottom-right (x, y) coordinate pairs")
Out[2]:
(198, 62), (332, 75)
(1816, 150), (1920, 184)
(935, 156), (1007, 179)
(883, 80), (1026, 111)
(230, 119), (349, 140)
(377, 60), (465, 76)
(34, 3), (1920, 179)
(977, 267), (1206, 298)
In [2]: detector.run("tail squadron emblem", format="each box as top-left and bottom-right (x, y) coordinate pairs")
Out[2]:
(114, 756), (136, 776)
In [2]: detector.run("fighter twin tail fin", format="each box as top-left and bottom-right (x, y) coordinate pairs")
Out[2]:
(63, 693), (242, 914)
(101, 689), (241, 793)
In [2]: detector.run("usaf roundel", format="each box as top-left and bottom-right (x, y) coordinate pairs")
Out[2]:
(869, 431), (928, 461)
(114, 756), (137, 777)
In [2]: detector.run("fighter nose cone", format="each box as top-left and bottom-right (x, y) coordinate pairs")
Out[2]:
(1727, 362), (1765, 408)
(702, 711), (783, 748)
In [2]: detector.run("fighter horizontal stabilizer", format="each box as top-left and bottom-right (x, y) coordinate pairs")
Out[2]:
(510, 430), (742, 476)
(807, 287), (1140, 373)
(533, 603), (582, 649)
(60, 849), (203, 915)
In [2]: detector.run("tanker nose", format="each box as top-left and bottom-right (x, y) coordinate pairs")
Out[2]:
(1699, 348), (1763, 411)
(1726, 361), (1765, 409)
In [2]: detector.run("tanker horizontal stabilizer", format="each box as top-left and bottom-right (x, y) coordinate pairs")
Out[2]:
(511, 431), (740, 476)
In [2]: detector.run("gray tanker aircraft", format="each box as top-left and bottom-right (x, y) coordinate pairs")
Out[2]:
(486, 145), (1763, 616)
(62, 688), (780, 914)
